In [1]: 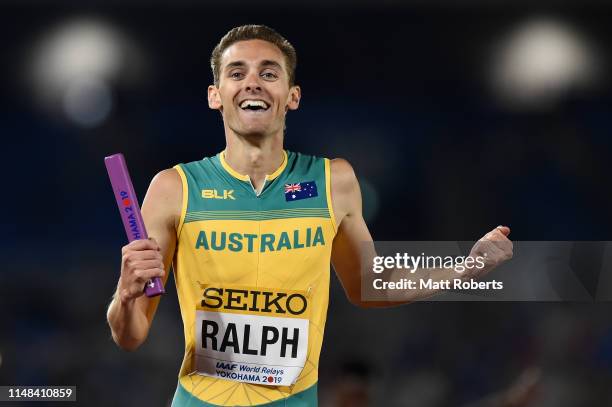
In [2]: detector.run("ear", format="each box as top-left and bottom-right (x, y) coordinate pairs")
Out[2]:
(286, 85), (301, 111)
(208, 85), (222, 110)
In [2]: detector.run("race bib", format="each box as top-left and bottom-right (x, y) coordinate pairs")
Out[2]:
(194, 284), (310, 386)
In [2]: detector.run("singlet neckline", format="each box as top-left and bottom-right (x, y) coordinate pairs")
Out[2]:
(219, 149), (288, 182)
(218, 149), (289, 196)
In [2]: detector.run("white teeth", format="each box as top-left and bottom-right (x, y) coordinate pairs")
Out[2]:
(240, 100), (269, 109)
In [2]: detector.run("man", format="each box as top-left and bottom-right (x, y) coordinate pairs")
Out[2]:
(107, 25), (513, 406)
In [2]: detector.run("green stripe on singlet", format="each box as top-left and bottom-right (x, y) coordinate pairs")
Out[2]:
(184, 208), (330, 223)
(178, 151), (329, 215)
(171, 382), (318, 407)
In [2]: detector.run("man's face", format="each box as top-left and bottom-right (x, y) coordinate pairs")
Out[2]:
(208, 39), (300, 138)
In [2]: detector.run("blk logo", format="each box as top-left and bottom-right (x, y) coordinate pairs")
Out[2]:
(202, 189), (236, 200)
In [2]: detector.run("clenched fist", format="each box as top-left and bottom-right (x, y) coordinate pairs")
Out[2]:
(118, 238), (165, 303)
(465, 226), (513, 279)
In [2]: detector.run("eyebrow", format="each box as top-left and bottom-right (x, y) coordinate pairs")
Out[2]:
(224, 61), (246, 71)
(224, 60), (283, 71)
(260, 60), (283, 70)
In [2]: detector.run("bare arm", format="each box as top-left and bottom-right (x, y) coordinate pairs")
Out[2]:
(329, 158), (396, 307)
(106, 168), (182, 350)
(329, 158), (513, 308)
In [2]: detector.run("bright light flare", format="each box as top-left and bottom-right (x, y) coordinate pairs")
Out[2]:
(491, 18), (600, 109)
(27, 18), (146, 128)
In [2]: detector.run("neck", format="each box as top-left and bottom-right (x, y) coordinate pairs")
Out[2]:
(223, 130), (285, 192)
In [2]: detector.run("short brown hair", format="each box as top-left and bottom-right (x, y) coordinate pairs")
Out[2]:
(211, 25), (297, 86)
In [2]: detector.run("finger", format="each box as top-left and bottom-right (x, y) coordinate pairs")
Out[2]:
(472, 239), (500, 258)
(491, 238), (513, 253)
(136, 268), (165, 281)
(485, 229), (511, 242)
(474, 238), (498, 253)
(496, 225), (511, 236)
(122, 252), (162, 270)
(131, 259), (165, 272)
(470, 242), (498, 268)
(486, 229), (513, 254)
(484, 244), (514, 268)
(125, 250), (163, 262)
(482, 244), (503, 263)
(123, 238), (160, 253)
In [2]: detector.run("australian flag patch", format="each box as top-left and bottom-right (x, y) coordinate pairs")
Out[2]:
(284, 181), (318, 202)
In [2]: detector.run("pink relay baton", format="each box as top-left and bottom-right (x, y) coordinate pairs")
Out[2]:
(104, 153), (165, 297)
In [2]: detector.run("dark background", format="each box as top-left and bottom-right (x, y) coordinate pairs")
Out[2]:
(1, 1), (612, 406)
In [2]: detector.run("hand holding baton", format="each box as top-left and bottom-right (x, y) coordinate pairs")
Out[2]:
(104, 153), (165, 297)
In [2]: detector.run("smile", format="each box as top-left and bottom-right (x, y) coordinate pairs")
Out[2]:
(239, 99), (270, 111)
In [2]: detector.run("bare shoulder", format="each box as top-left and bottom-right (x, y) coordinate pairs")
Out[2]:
(142, 168), (183, 228)
(330, 158), (361, 224)
(149, 168), (182, 194)
(330, 158), (358, 193)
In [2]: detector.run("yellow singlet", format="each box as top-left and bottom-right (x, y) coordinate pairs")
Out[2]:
(171, 150), (337, 406)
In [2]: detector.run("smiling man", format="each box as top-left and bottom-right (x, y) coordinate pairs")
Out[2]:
(106, 25), (513, 406)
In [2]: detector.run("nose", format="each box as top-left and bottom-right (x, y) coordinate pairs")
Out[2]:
(244, 72), (262, 93)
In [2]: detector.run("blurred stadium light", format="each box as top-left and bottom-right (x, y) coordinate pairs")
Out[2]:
(28, 18), (146, 128)
(491, 18), (601, 110)
(63, 76), (113, 127)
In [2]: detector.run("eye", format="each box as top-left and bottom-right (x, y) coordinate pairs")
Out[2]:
(261, 71), (278, 81)
(229, 71), (244, 80)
